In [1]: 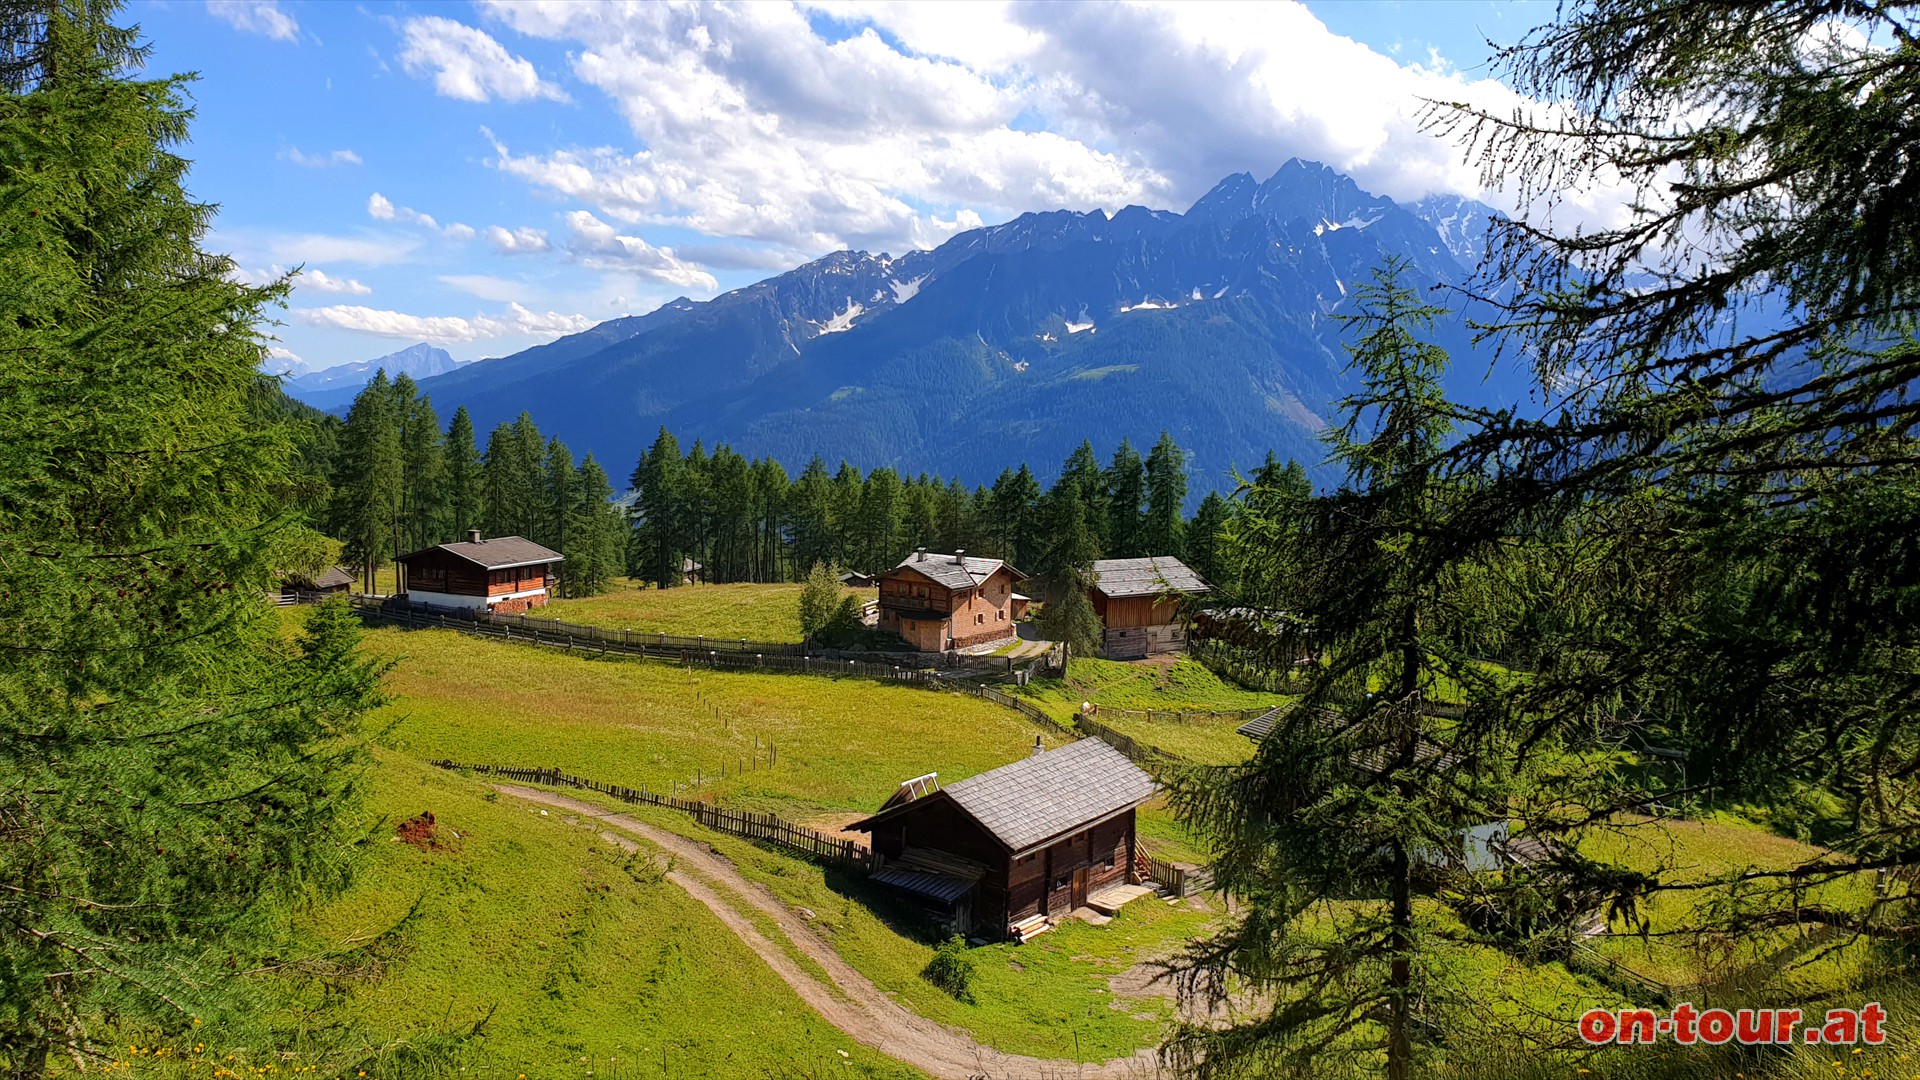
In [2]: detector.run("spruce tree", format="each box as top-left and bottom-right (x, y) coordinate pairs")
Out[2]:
(1184, 491), (1231, 589)
(1033, 481), (1105, 673)
(330, 371), (402, 592)
(787, 456), (836, 577)
(0, 5), (379, 1069)
(1143, 430), (1187, 557)
(1105, 439), (1147, 559)
(391, 373), (444, 552)
(568, 453), (622, 597)
(443, 405), (483, 538)
(629, 428), (685, 589)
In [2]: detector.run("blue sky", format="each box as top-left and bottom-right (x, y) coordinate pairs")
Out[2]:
(130, 1), (1559, 372)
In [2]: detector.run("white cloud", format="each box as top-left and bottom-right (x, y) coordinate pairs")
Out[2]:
(562, 211), (718, 291)
(216, 230), (421, 268)
(300, 269), (373, 296)
(263, 346), (307, 376)
(280, 147), (362, 168)
(206, 0), (298, 42)
(368, 193), (474, 238)
(485, 225), (550, 254)
(294, 302), (594, 344)
(399, 16), (569, 104)
(470, 0), (1554, 258)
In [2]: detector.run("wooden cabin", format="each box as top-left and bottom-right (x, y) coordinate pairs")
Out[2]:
(848, 738), (1158, 940)
(875, 549), (1024, 652)
(281, 566), (353, 600)
(396, 530), (563, 613)
(1088, 556), (1210, 659)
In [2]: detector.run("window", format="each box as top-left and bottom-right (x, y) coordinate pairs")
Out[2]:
(1053, 873), (1071, 891)
(976, 613), (985, 625)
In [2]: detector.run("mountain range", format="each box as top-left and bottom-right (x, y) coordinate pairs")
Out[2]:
(304, 160), (1535, 492)
(279, 343), (468, 412)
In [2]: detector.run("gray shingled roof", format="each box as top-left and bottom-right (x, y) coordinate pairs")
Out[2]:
(871, 866), (977, 903)
(1091, 556), (1209, 598)
(889, 552), (1012, 591)
(942, 738), (1158, 854)
(406, 535), (564, 570)
(1238, 704), (1467, 773)
(313, 566), (354, 589)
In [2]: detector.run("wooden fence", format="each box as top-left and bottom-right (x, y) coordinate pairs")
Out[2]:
(430, 761), (873, 873)
(1075, 714), (1181, 768)
(358, 596), (1038, 675)
(1090, 704), (1275, 727)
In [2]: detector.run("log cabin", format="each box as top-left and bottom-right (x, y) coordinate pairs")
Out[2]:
(848, 737), (1158, 940)
(280, 565), (353, 600)
(1088, 556), (1210, 659)
(396, 530), (563, 613)
(875, 549), (1024, 652)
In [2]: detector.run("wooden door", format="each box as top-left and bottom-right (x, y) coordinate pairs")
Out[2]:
(1071, 867), (1088, 909)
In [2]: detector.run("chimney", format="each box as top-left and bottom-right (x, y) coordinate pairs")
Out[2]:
(467, 529), (482, 544)
(954, 549), (966, 565)
(915, 547), (926, 562)
(1030, 735), (1045, 758)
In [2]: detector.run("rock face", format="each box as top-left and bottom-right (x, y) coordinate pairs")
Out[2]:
(412, 160), (1520, 492)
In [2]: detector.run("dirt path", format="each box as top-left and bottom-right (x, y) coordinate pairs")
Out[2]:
(496, 784), (1168, 1080)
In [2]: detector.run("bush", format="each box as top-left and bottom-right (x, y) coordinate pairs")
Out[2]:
(920, 935), (976, 1003)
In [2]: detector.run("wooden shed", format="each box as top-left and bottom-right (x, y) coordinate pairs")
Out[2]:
(281, 565), (353, 601)
(396, 530), (563, 613)
(849, 738), (1158, 940)
(1088, 556), (1210, 659)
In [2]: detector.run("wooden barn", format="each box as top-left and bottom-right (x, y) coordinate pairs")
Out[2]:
(1088, 556), (1210, 659)
(875, 549), (1024, 652)
(848, 738), (1159, 940)
(396, 530), (563, 613)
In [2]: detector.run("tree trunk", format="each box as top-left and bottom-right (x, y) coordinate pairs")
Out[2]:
(1388, 839), (1413, 1080)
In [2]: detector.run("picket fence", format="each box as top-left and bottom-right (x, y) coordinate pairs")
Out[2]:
(431, 760), (874, 872)
(1089, 704), (1274, 727)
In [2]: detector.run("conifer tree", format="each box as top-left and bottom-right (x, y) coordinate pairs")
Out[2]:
(1143, 430), (1187, 557)
(0, 5), (379, 1069)
(330, 371), (402, 592)
(787, 456), (836, 577)
(1184, 491), (1232, 588)
(1105, 439), (1147, 559)
(1034, 481), (1105, 673)
(391, 373), (444, 552)
(542, 437), (576, 557)
(443, 405), (483, 537)
(567, 453), (622, 597)
(629, 427), (686, 589)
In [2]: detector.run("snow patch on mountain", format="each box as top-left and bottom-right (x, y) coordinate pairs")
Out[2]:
(813, 299), (865, 335)
(889, 276), (925, 304)
(1065, 320), (1095, 334)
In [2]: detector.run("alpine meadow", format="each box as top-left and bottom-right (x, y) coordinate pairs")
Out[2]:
(3, 2), (1918, 1080)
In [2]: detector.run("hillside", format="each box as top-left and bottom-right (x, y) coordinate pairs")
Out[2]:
(403, 161), (1528, 490)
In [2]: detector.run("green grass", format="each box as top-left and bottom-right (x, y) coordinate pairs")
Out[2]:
(559, 792), (1213, 1063)
(1016, 657), (1286, 724)
(543, 580), (874, 643)
(96, 751), (918, 1080)
(1581, 812), (1882, 993)
(364, 624), (1067, 818)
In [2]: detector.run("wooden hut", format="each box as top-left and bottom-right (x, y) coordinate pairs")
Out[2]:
(396, 530), (563, 613)
(848, 738), (1158, 940)
(1088, 556), (1210, 659)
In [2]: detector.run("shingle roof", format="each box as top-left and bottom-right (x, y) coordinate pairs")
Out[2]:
(403, 535), (563, 570)
(1091, 556), (1209, 598)
(942, 739), (1158, 854)
(313, 566), (354, 589)
(871, 866), (977, 903)
(888, 552), (1014, 591)
(1238, 704), (1468, 773)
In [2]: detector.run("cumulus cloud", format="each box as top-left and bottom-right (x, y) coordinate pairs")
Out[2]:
(470, 0), (1551, 257)
(206, 0), (297, 42)
(368, 193), (475, 239)
(294, 302), (595, 344)
(485, 225), (550, 254)
(263, 346), (306, 376)
(399, 16), (569, 104)
(562, 211), (718, 291)
(280, 147), (362, 168)
(300, 268), (373, 296)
